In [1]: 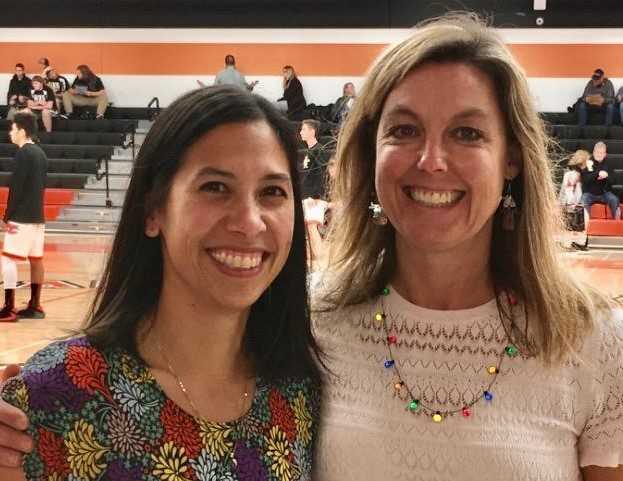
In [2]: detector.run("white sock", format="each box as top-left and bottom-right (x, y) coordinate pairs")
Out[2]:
(1, 256), (18, 289)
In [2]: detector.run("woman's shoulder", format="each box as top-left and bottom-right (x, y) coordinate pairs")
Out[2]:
(582, 306), (623, 362)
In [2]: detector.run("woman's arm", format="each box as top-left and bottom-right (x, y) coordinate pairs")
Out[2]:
(0, 467), (26, 481)
(582, 465), (623, 481)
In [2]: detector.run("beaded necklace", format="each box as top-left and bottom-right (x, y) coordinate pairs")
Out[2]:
(377, 287), (520, 423)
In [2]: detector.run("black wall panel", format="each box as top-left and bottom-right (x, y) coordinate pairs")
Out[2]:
(1, 0), (622, 28)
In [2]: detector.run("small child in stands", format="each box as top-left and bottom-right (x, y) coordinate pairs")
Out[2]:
(559, 149), (589, 250)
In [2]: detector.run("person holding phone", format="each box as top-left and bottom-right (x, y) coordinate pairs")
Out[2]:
(62, 64), (108, 119)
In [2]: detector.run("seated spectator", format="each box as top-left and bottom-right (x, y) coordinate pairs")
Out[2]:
(45, 68), (70, 113)
(329, 82), (356, 125)
(580, 141), (621, 220)
(197, 54), (258, 91)
(299, 119), (330, 199)
(576, 68), (615, 126)
(6, 63), (32, 121)
(37, 57), (52, 77)
(62, 64), (108, 119)
(559, 150), (589, 250)
(278, 65), (306, 121)
(615, 85), (623, 125)
(26, 76), (55, 133)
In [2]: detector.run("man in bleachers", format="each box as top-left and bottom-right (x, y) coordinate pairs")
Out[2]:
(197, 55), (258, 91)
(300, 119), (330, 199)
(62, 64), (108, 119)
(329, 82), (356, 126)
(45, 68), (70, 113)
(0, 112), (48, 322)
(6, 63), (32, 121)
(576, 68), (615, 127)
(26, 76), (55, 133)
(580, 141), (621, 220)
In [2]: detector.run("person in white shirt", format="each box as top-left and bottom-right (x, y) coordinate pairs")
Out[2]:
(313, 13), (623, 481)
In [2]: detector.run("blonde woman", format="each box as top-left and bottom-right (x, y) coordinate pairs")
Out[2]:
(313, 13), (622, 481)
(277, 65), (307, 120)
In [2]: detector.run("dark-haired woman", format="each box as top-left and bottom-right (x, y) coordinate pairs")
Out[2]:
(62, 64), (108, 119)
(0, 86), (322, 481)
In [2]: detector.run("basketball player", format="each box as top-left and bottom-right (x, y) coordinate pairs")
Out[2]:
(0, 112), (48, 322)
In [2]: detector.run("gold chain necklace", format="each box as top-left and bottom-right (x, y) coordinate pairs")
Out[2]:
(154, 337), (250, 420)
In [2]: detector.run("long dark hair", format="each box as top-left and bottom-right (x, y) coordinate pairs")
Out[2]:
(76, 64), (95, 81)
(83, 85), (323, 383)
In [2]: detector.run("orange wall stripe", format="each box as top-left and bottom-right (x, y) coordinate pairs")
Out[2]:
(2, 43), (623, 77)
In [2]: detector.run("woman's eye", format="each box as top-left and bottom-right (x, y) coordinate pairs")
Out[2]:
(454, 127), (484, 142)
(262, 186), (288, 198)
(200, 181), (228, 193)
(388, 124), (418, 139)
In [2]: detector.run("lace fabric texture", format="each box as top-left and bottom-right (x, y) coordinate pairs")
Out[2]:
(312, 288), (623, 481)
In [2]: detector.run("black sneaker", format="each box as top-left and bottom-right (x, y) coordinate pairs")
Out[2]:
(0, 306), (17, 322)
(59, 114), (69, 119)
(17, 305), (45, 319)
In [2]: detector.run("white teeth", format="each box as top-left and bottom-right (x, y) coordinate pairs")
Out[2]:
(210, 250), (263, 270)
(409, 189), (462, 206)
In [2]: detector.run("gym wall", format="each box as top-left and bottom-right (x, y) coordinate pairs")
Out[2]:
(1, 28), (623, 112)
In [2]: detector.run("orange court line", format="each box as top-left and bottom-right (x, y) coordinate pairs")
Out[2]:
(2, 42), (623, 77)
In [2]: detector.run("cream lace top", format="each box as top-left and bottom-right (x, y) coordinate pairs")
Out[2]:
(312, 287), (623, 481)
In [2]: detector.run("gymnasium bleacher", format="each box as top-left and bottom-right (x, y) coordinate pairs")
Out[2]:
(0, 106), (152, 233)
(544, 110), (623, 238)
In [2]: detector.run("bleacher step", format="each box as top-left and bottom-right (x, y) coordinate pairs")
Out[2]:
(74, 190), (126, 207)
(104, 161), (133, 175)
(46, 220), (117, 234)
(85, 175), (130, 190)
(58, 206), (122, 222)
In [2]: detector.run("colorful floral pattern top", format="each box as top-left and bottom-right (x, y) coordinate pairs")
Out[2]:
(0, 337), (319, 481)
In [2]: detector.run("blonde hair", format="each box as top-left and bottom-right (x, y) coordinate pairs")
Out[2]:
(324, 12), (613, 363)
(568, 149), (590, 168)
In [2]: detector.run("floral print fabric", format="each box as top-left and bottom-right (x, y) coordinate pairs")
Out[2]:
(1, 337), (319, 481)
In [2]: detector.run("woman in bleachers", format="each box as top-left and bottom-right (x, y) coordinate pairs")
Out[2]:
(62, 64), (108, 119)
(559, 149), (589, 249)
(37, 57), (52, 77)
(278, 65), (307, 121)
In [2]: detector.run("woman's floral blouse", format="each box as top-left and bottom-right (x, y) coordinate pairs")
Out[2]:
(1, 337), (319, 481)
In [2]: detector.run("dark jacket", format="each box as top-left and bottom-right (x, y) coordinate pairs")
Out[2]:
(278, 77), (306, 117)
(7, 75), (32, 104)
(580, 157), (614, 196)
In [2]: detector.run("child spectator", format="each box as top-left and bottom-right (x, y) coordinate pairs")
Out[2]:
(26, 76), (55, 133)
(560, 150), (589, 250)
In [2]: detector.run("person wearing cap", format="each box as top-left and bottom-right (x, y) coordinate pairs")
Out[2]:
(576, 68), (615, 126)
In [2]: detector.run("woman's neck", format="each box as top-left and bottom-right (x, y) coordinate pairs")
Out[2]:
(392, 234), (495, 311)
(138, 281), (252, 381)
